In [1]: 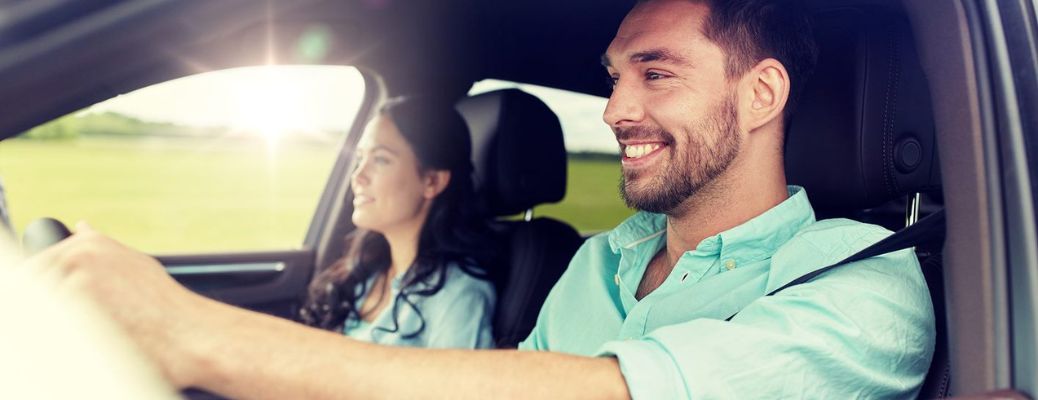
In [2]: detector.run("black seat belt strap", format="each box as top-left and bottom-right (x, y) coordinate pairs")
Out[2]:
(725, 209), (946, 321)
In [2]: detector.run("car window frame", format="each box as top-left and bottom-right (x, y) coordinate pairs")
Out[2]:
(987, 0), (1038, 394)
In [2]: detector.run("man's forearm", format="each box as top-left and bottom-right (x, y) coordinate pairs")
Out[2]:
(183, 296), (631, 400)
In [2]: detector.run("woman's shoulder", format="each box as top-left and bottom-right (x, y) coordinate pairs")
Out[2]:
(439, 260), (496, 299)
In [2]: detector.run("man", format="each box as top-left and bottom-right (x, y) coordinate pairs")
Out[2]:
(27, 0), (935, 398)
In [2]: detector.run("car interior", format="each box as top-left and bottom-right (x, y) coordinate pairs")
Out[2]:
(0, 0), (1032, 397)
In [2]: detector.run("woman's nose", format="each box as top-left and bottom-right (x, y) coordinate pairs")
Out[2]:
(350, 162), (369, 187)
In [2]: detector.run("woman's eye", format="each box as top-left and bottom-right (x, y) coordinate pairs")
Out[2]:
(373, 156), (391, 165)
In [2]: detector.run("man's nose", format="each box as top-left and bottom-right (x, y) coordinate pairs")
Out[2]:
(603, 79), (645, 128)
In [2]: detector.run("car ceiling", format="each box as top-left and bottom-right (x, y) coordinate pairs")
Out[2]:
(0, 0), (905, 140)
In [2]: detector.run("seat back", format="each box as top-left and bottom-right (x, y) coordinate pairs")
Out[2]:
(456, 88), (583, 348)
(787, 6), (947, 398)
(787, 7), (941, 216)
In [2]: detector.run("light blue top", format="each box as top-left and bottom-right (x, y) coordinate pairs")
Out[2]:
(519, 186), (935, 399)
(344, 262), (496, 349)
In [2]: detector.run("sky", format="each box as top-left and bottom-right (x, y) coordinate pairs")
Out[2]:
(86, 66), (366, 134)
(84, 66), (619, 154)
(469, 80), (618, 154)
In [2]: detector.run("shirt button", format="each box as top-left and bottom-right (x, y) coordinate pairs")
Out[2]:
(614, 274), (621, 286)
(724, 260), (737, 270)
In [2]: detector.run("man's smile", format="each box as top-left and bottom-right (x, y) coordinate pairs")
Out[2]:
(620, 141), (668, 168)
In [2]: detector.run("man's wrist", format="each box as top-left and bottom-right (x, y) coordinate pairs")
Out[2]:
(162, 292), (226, 389)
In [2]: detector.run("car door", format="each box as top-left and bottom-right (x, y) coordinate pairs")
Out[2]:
(0, 0), (388, 325)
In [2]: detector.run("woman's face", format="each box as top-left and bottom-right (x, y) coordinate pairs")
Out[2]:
(350, 115), (435, 235)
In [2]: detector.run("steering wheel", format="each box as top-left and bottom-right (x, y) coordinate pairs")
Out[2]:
(22, 218), (72, 254)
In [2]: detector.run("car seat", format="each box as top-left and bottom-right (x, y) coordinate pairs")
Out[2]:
(456, 89), (585, 348)
(786, 6), (947, 398)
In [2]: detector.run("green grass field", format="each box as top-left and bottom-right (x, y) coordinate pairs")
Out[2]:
(537, 158), (633, 233)
(0, 137), (632, 253)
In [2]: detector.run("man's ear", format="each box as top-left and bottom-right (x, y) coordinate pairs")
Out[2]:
(423, 170), (452, 199)
(741, 58), (790, 133)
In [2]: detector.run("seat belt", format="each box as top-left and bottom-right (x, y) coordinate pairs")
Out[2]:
(726, 209), (946, 321)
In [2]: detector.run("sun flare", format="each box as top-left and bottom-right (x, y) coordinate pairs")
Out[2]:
(231, 68), (316, 141)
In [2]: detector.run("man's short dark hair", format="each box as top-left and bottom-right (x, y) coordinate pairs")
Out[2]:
(647, 0), (818, 121)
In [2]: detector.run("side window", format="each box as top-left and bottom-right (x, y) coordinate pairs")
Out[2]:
(0, 66), (366, 253)
(469, 80), (634, 233)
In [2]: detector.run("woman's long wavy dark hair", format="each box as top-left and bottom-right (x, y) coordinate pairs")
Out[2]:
(299, 96), (496, 338)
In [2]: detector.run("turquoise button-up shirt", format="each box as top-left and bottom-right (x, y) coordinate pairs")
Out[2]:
(519, 187), (935, 399)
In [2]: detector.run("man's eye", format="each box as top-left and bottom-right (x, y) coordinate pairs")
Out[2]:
(646, 71), (666, 80)
(606, 76), (618, 90)
(373, 156), (391, 165)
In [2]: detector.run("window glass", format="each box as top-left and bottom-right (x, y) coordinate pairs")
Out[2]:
(469, 80), (634, 233)
(0, 66), (365, 253)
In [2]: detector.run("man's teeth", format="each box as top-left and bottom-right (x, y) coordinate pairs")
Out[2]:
(624, 143), (662, 159)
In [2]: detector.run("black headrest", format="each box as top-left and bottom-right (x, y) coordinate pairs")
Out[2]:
(785, 7), (941, 217)
(456, 89), (567, 217)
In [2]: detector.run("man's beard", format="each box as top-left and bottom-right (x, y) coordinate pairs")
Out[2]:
(618, 96), (741, 215)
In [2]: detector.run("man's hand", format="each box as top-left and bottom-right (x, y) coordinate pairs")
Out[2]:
(24, 222), (205, 387)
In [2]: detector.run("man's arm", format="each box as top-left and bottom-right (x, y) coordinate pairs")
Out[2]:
(29, 224), (630, 400)
(186, 296), (627, 399)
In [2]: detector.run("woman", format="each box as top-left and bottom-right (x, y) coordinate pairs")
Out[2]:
(300, 97), (497, 349)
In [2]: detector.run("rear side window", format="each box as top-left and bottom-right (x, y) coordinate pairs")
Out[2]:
(0, 66), (366, 253)
(469, 80), (634, 233)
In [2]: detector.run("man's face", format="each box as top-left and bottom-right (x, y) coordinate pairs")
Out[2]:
(603, 0), (743, 215)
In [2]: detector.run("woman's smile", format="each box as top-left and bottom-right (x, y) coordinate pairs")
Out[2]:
(353, 194), (375, 207)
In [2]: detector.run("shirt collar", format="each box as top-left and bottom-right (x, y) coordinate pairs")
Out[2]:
(608, 186), (816, 266)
